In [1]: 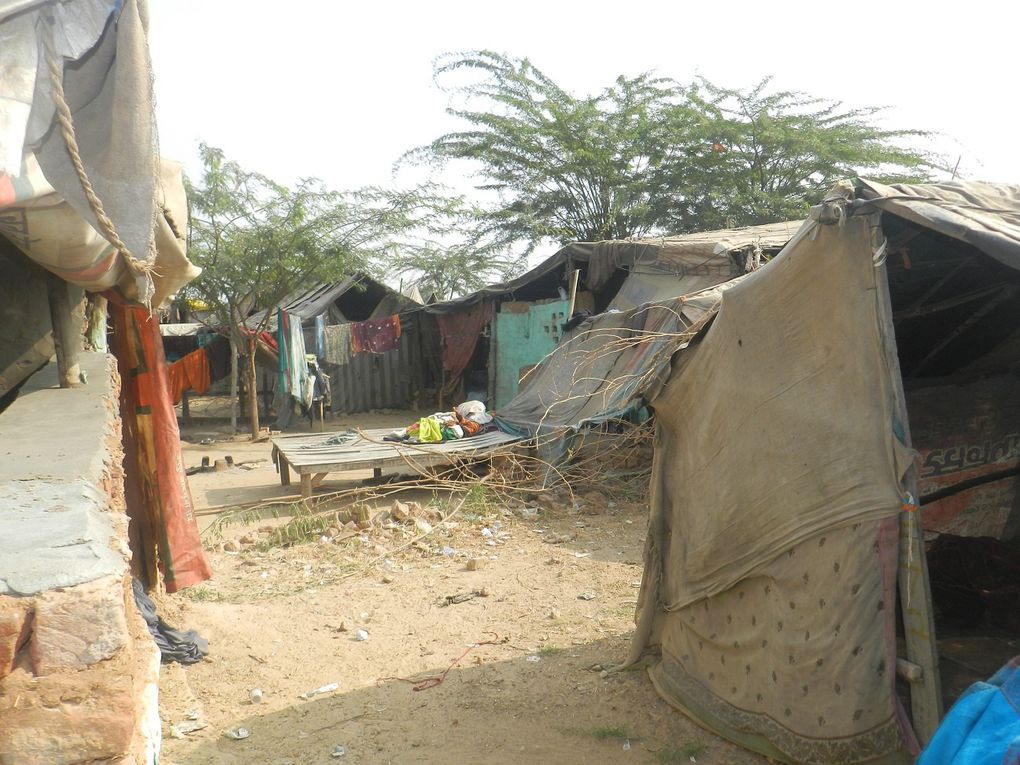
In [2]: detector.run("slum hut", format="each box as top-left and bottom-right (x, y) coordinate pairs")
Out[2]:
(495, 179), (1020, 762)
(251, 274), (423, 421)
(419, 221), (799, 412)
(0, 4), (208, 760)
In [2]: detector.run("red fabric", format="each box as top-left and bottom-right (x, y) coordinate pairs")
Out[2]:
(111, 303), (212, 593)
(436, 301), (494, 378)
(351, 315), (401, 354)
(166, 348), (212, 404)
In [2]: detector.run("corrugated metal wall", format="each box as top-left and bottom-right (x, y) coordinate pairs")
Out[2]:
(325, 313), (441, 413)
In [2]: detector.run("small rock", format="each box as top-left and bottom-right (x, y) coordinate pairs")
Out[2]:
(466, 557), (486, 571)
(547, 609), (561, 620)
(356, 519), (373, 531)
(355, 629), (369, 641)
(344, 521), (360, 532)
(600, 669), (610, 679)
(240, 533), (256, 545)
(325, 526), (340, 539)
(578, 591), (597, 601)
(390, 500), (410, 522)
(478, 587), (491, 597)
(381, 574), (394, 584)
(413, 517), (434, 535)
(223, 540), (241, 553)
(337, 622), (349, 632)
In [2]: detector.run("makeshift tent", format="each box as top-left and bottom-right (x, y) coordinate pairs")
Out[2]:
(422, 222), (797, 409)
(612, 180), (1020, 764)
(0, 0), (199, 308)
(0, 0), (208, 592)
(493, 222), (800, 457)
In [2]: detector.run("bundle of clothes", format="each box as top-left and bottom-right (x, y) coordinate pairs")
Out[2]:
(384, 400), (496, 444)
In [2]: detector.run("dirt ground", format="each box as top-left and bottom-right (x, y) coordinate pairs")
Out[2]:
(157, 406), (768, 765)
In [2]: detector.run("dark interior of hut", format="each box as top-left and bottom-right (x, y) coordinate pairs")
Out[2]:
(883, 212), (1020, 715)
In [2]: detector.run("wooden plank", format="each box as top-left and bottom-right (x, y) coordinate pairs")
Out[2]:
(310, 472), (328, 489)
(300, 473), (313, 499)
(876, 256), (942, 742)
(269, 427), (521, 478)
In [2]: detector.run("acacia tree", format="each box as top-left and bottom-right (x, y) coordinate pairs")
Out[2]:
(385, 198), (522, 300)
(408, 52), (942, 247)
(653, 77), (943, 232)
(403, 50), (679, 255)
(184, 144), (440, 437)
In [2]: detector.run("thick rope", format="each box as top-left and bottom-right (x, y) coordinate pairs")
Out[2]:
(43, 32), (155, 301)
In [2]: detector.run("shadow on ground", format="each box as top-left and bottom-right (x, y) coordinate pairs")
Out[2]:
(161, 636), (765, 765)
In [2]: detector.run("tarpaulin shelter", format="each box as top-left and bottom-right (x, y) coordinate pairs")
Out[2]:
(610, 179), (1020, 764)
(419, 221), (798, 410)
(243, 274), (426, 415)
(493, 223), (800, 457)
(0, 0), (208, 591)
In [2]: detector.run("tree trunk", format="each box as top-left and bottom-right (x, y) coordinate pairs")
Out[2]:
(228, 333), (239, 431)
(248, 336), (260, 439)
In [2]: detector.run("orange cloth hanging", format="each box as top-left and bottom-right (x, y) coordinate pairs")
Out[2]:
(167, 347), (212, 404)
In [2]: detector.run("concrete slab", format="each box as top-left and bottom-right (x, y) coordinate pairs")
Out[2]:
(0, 353), (127, 596)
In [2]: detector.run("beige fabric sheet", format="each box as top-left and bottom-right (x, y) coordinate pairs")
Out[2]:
(648, 218), (910, 609)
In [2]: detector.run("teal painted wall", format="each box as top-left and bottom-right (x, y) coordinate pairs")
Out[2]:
(492, 299), (570, 409)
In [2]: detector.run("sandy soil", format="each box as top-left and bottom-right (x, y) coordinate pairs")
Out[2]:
(158, 410), (768, 765)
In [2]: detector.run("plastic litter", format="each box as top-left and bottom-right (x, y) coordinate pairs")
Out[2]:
(299, 682), (339, 700)
(224, 728), (250, 740)
(249, 688), (264, 704)
(623, 739), (631, 751)
(355, 629), (369, 641)
(331, 745), (348, 758)
(578, 591), (597, 601)
(526, 655), (541, 662)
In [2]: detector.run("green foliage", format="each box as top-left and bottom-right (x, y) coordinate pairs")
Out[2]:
(653, 740), (706, 763)
(404, 51), (679, 255)
(384, 196), (523, 300)
(407, 53), (942, 248)
(183, 144), (450, 335)
(589, 725), (632, 741)
(181, 585), (223, 602)
(462, 484), (496, 518)
(654, 77), (942, 232)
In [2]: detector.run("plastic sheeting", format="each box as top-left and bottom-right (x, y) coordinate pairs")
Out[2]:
(494, 286), (728, 464)
(917, 655), (1020, 765)
(0, 1), (200, 307)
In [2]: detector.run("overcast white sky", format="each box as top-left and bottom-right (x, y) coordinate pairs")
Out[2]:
(148, 0), (1020, 197)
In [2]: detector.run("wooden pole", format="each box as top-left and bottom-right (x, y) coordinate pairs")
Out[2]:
(567, 267), (580, 317)
(45, 271), (81, 387)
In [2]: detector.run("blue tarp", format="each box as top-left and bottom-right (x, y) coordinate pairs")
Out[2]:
(918, 656), (1020, 765)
